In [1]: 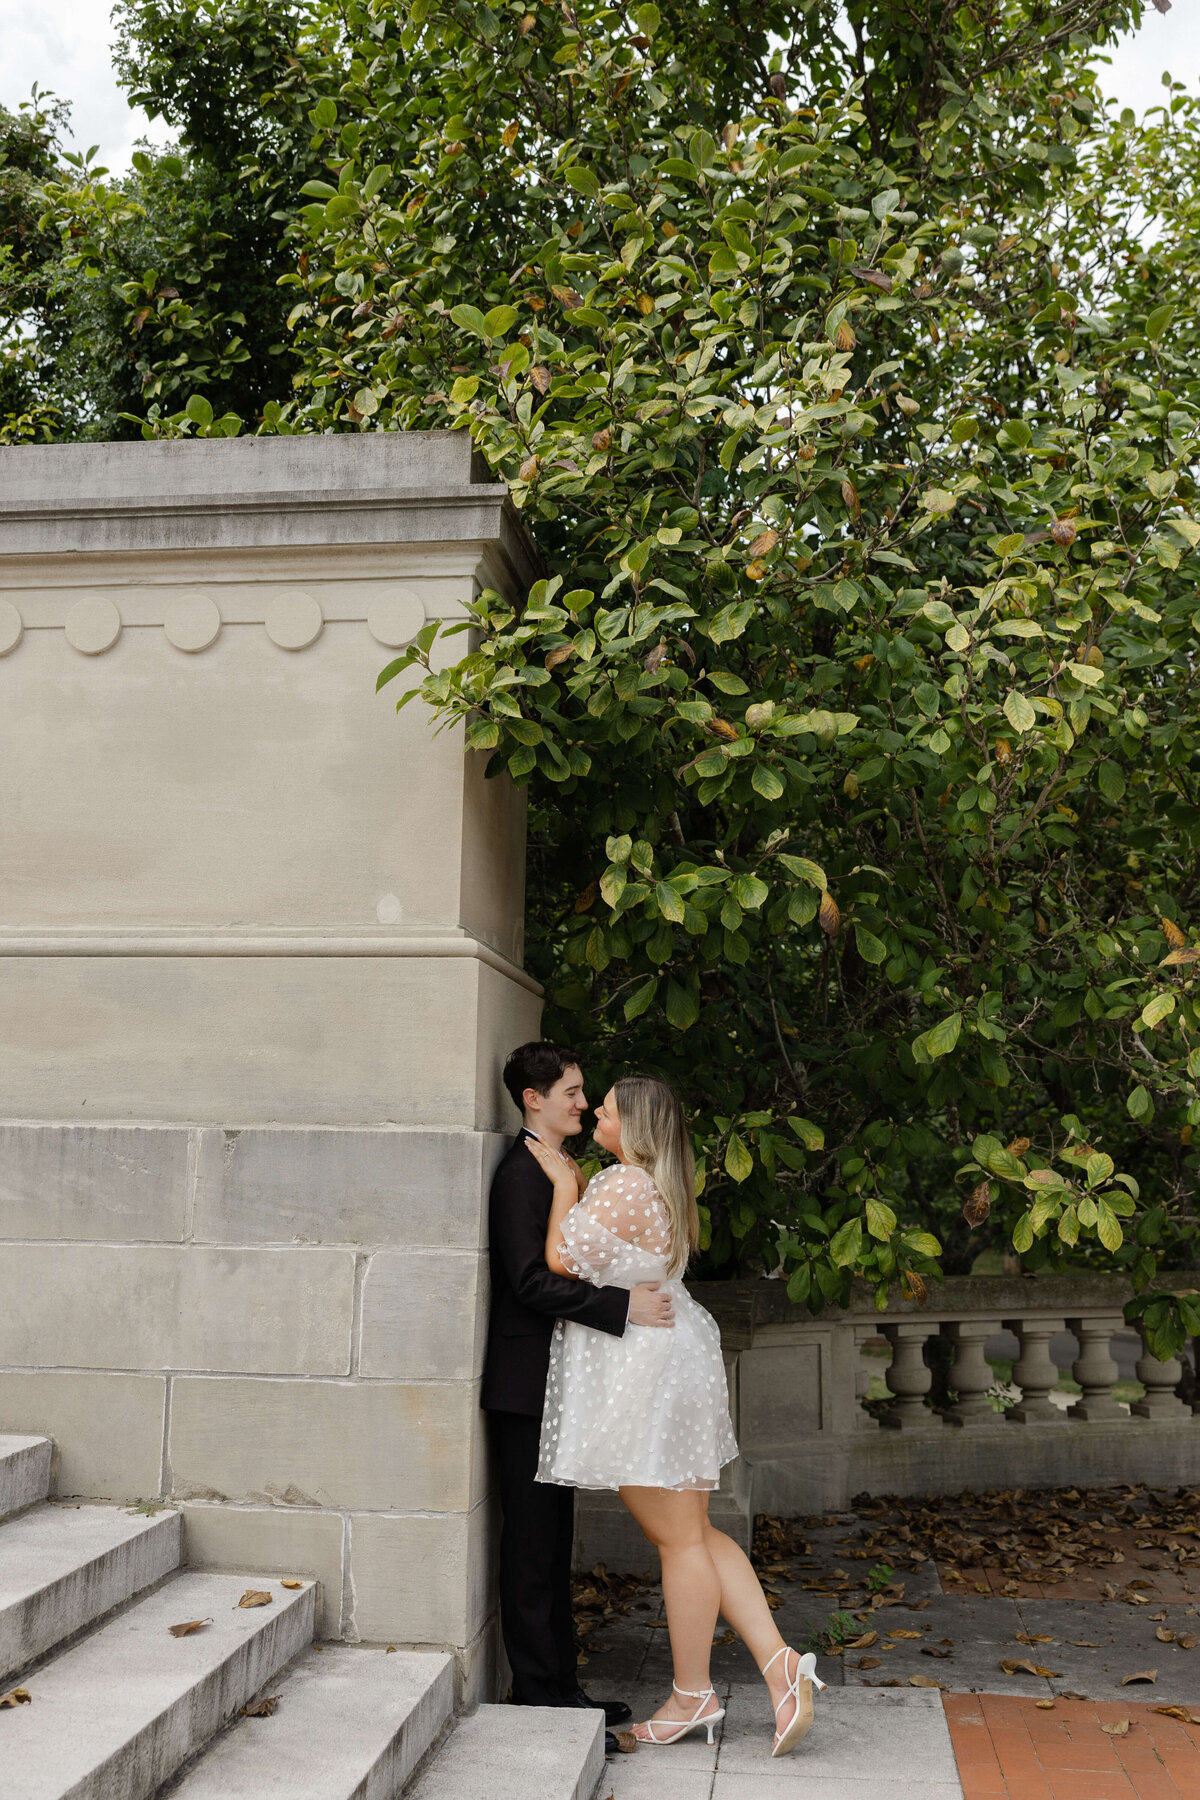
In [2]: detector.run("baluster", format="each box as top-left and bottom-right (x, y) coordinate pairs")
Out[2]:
(1066, 1315), (1127, 1422)
(879, 1323), (942, 1430)
(1131, 1334), (1190, 1420)
(945, 1318), (1004, 1428)
(1004, 1316), (1067, 1424)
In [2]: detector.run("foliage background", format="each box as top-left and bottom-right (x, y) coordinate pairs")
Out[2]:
(5, 1), (1200, 1352)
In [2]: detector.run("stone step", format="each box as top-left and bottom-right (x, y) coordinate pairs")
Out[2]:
(167, 1646), (454, 1800)
(0, 1502), (182, 1685)
(406, 1704), (604, 1800)
(2, 1570), (315, 1800)
(0, 1435), (52, 1520)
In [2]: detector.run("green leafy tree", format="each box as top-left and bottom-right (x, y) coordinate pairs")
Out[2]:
(15, 1), (1200, 1353)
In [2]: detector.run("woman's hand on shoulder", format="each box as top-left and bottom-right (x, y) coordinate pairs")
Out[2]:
(523, 1137), (580, 1196)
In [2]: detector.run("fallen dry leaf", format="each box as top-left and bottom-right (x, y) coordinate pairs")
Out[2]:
(0, 1687), (31, 1708)
(242, 1695), (280, 1717)
(848, 1630), (878, 1649)
(1016, 1633), (1056, 1645)
(281, 1580), (303, 1590)
(1070, 1640), (1102, 1648)
(1178, 1634), (1198, 1650)
(1120, 1669), (1157, 1685)
(854, 1656), (881, 1669)
(921, 1647), (954, 1659)
(1156, 1627), (1176, 1643)
(168, 1619), (212, 1638)
(908, 1674), (944, 1689)
(612, 1730), (637, 1754)
(1035, 1701), (1055, 1710)
(237, 1591), (273, 1609)
(1100, 1718), (1131, 1738)
(999, 1659), (1062, 1677)
(1154, 1705), (1200, 1724)
(888, 1629), (925, 1640)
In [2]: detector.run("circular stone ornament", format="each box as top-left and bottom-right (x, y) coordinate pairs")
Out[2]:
(65, 597), (122, 656)
(0, 600), (23, 657)
(265, 591), (324, 651)
(367, 590), (426, 649)
(164, 593), (222, 654)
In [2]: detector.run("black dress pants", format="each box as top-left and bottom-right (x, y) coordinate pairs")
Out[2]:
(488, 1409), (577, 1705)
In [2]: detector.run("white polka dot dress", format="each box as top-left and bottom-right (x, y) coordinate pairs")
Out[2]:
(536, 1163), (738, 1492)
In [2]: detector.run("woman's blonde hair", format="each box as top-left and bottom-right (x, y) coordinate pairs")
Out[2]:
(612, 1074), (698, 1278)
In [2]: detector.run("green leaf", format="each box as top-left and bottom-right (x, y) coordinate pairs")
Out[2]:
(655, 880), (686, 923)
(185, 394), (213, 427)
(665, 979), (699, 1031)
(855, 925), (887, 965)
(450, 304), (488, 337)
(751, 763), (785, 800)
(1145, 303), (1174, 343)
(450, 375), (479, 402)
(1096, 1200), (1124, 1253)
(1097, 761), (1126, 803)
(483, 305), (518, 338)
(733, 874), (769, 910)
(865, 1198), (897, 1241)
(724, 1132), (753, 1183)
(1127, 1084), (1153, 1120)
(1012, 1211), (1035, 1253)
(779, 854), (827, 889)
(925, 1013), (962, 1058)
(708, 600), (754, 644)
(830, 1217), (863, 1268)
(624, 977), (658, 1021)
(1141, 992), (1175, 1029)
(1003, 691), (1037, 734)
(564, 164), (600, 197)
(787, 1117), (825, 1151)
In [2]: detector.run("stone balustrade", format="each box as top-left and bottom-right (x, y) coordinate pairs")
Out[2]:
(574, 1272), (1200, 1569)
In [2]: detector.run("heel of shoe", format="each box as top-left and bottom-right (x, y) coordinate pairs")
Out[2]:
(703, 1708), (726, 1745)
(796, 1651), (827, 1692)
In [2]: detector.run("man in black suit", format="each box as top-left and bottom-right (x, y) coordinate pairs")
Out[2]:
(482, 1041), (675, 1741)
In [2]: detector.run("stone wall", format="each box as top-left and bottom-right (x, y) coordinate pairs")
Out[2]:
(0, 434), (539, 1697)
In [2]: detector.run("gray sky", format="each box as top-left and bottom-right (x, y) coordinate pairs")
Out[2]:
(1, 0), (1197, 172)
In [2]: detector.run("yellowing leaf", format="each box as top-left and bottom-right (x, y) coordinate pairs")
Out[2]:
(1004, 691), (1037, 734)
(237, 1590), (273, 1609)
(168, 1618), (212, 1637)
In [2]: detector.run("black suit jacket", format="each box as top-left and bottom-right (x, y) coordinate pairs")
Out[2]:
(481, 1128), (629, 1416)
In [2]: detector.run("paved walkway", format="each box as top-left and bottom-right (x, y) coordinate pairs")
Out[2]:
(579, 1484), (1200, 1800)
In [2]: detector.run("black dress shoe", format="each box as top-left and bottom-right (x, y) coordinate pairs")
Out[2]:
(570, 1688), (632, 1726)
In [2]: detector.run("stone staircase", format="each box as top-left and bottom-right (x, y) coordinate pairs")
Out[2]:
(0, 1436), (604, 1800)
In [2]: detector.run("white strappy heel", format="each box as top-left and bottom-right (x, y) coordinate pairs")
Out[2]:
(763, 1646), (826, 1757)
(633, 1679), (725, 1746)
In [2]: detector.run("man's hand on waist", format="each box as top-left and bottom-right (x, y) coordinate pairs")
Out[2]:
(628, 1281), (674, 1327)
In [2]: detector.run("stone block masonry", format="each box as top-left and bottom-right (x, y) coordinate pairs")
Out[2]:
(0, 435), (541, 1698)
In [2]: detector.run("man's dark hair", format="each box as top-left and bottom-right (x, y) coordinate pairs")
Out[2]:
(502, 1041), (581, 1114)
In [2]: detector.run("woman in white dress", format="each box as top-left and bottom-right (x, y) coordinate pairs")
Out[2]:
(525, 1075), (824, 1756)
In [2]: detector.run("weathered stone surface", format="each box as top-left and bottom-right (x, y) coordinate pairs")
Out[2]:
(167, 1646), (453, 1800)
(0, 1245), (355, 1375)
(0, 1571), (314, 1800)
(180, 1503), (345, 1638)
(347, 1502), (493, 1646)
(0, 1434), (51, 1519)
(0, 1503), (181, 1683)
(406, 1703), (603, 1800)
(736, 1343), (822, 1449)
(169, 1377), (485, 1513)
(0, 1124), (191, 1242)
(0, 955), (537, 1129)
(193, 1128), (505, 1250)
(0, 1372), (165, 1499)
(358, 1252), (488, 1382)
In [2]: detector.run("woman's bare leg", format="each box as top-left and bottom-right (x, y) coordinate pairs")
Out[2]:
(699, 1499), (801, 1731)
(619, 1486), (722, 1734)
